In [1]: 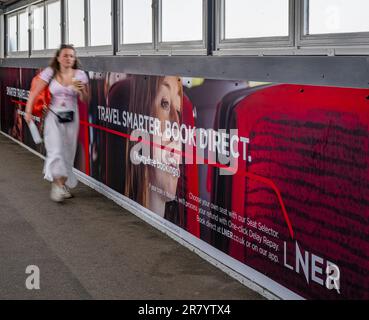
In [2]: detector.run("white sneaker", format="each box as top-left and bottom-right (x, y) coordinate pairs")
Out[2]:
(50, 183), (65, 203)
(62, 185), (73, 199)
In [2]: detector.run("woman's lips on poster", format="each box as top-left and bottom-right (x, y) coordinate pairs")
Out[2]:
(167, 158), (179, 170)
(161, 140), (180, 170)
(165, 152), (179, 170)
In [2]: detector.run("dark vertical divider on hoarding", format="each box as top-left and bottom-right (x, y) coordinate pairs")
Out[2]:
(207, 0), (215, 56)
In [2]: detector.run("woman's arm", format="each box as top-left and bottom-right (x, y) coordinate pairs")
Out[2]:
(79, 83), (90, 104)
(25, 77), (48, 123)
(73, 81), (90, 104)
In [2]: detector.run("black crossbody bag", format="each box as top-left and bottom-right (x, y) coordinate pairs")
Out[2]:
(49, 109), (75, 123)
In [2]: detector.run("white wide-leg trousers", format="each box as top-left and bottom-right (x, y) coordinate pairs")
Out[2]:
(43, 110), (79, 188)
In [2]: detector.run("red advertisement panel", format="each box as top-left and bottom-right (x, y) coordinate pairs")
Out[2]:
(1, 68), (368, 299)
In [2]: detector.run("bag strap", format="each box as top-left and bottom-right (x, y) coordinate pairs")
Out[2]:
(39, 69), (55, 119)
(45, 70), (66, 121)
(42, 68), (54, 106)
(48, 68), (55, 85)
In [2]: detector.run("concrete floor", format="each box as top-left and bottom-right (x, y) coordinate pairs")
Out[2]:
(0, 133), (264, 300)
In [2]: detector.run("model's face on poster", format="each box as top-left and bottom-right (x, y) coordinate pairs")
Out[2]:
(12, 107), (23, 140)
(151, 76), (182, 200)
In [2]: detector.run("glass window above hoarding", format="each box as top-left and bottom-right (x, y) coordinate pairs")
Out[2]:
(7, 15), (17, 52)
(122, 0), (152, 44)
(306, 0), (369, 35)
(224, 0), (289, 39)
(161, 0), (203, 42)
(46, 1), (61, 49)
(67, 0), (85, 47)
(32, 5), (44, 51)
(90, 0), (112, 46)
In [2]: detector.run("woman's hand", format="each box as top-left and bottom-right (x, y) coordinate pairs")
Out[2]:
(72, 79), (89, 103)
(72, 79), (84, 93)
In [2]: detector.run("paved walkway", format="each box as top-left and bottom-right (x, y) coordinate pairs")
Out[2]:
(0, 133), (264, 300)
